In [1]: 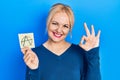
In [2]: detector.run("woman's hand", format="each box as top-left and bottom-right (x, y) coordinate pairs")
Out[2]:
(79, 23), (101, 51)
(21, 47), (39, 69)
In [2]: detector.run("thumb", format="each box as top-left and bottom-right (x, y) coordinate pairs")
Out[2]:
(21, 47), (30, 55)
(80, 35), (87, 45)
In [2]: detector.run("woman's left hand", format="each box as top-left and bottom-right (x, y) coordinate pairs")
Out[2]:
(79, 23), (101, 51)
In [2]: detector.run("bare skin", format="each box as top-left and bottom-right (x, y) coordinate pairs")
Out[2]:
(21, 47), (39, 69)
(43, 39), (71, 56)
(79, 23), (101, 51)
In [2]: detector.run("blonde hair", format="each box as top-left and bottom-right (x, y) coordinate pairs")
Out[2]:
(47, 3), (74, 30)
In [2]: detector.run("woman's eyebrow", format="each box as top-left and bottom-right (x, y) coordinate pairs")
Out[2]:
(51, 20), (69, 25)
(64, 24), (69, 25)
(51, 20), (58, 23)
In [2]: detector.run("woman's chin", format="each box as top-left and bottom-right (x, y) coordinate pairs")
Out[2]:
(49, 37), (65, 43)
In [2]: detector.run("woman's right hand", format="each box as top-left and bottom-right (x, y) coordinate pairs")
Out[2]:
(21, 47), (39, 70)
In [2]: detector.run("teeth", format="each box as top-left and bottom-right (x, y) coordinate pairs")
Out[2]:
(55, 33), (61, 37)
(53, 32), (62, 37)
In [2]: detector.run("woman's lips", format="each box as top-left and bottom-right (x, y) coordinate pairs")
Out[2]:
(53, 32), (62, 38)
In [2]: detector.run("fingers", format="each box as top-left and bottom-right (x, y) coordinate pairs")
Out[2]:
(23, 50), (31, 61)
(84, 23), (100, 38)
(21, 47), (30, 54)
(25, 56), (32, 66)
(24, 53), (31, 65)
(80, 35), (87, 45)
(21, 47), (39, 69)
(96, 30), (101, 39)
(23, 50), (35, 65)
(84, 22), (90, 36)
(79, 36), (87, 50)
(91, 25), (95, 36)
(80, 22), (101, 51)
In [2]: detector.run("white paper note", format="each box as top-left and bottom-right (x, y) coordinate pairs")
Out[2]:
(18, 33), (35, 48)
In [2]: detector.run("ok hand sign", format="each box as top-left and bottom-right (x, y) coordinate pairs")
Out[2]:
(79, 23), (101, 51)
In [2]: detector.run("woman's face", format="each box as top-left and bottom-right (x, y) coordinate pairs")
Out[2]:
(48, 12), (70, 43)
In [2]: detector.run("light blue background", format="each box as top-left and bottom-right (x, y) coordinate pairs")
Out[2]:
(0, 0), (120, 80)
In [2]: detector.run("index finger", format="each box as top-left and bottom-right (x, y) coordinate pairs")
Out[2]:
(84, 22), (90, 36)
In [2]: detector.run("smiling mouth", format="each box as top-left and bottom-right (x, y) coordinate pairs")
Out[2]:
(53, 32), (62, 38)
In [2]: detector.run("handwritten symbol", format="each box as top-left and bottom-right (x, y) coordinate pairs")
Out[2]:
(21, 35), (33, 47)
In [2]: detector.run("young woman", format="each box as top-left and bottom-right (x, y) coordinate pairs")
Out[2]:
(21, 3), (101, 80)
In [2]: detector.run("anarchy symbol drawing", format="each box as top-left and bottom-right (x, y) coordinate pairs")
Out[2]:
(18, 33), (35, 48)
(21, 35), (33, 47)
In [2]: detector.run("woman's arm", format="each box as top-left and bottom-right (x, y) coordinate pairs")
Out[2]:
(79, 23), (101, 80)
(84, 47), (101, 80)
(21, 47), (40, 80)
(25, 66), (40, 80)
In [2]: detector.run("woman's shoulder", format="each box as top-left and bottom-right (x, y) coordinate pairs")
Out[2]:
(70, 43), (85, 54)
(31, 44), (45, 55)
(32, 44), (43, 51)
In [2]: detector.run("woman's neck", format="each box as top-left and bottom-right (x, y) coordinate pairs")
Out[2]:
(43, 39), (71, 55)
(46, 39), (67, 47)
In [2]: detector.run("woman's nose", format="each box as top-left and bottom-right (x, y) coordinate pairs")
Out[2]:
(56, 26), (63, 32)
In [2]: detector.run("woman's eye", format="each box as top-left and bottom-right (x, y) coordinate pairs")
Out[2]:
(64, 25), (69, 28)
(52, 22), (58, 25)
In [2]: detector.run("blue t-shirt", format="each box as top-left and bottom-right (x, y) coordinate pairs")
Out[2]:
(25, 44), (101, 80)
